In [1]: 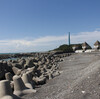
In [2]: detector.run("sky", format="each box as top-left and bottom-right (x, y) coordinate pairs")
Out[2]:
(0, 0), (100, 53)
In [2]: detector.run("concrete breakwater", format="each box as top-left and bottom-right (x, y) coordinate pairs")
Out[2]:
(0, 53), (40, 60)
(21, 53), (100, 99)
(0, 52), (71, 98)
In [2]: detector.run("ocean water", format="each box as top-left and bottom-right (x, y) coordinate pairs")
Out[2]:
(3, 58), (18, 61)
(0, 53), (19, 61)
(0, 53), (19, 55)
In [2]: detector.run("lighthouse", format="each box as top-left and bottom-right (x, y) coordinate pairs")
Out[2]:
(68, 32), (70, 45)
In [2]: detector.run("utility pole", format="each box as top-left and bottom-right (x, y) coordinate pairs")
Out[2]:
(68, 32), (70, 45)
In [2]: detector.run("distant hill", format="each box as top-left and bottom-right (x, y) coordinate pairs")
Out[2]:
(54, 44), (74, 53)
(52, 43), (85, 53)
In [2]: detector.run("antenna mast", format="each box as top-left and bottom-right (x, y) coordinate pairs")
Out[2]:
(68, 32), (70, 45)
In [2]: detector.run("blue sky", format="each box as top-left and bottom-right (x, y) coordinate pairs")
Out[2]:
(0, 0), (100, 53)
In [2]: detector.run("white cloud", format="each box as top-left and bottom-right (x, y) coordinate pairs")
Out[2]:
(71, 31), (100, 45)
(0, 30), (100, 53)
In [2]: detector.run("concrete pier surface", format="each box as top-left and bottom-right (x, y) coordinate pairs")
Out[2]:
(22, 52), (100, 99)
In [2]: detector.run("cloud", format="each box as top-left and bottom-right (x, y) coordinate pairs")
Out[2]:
(0, 36), (67, 53)
(71, 31), (100, 45)
(0, 30), (100, 53)
(33, 36), (66, 43)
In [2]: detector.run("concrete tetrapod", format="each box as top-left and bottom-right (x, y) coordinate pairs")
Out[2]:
(5, 72), (14, 90)
(0, 80), (20, 99)
(12, 67), (21, 75)
(13, 75), (36, 97)
(47, 73), (53, 80)
(22, 73), (33, 89)
(5, 72), (13, 81)
(33, 76), (46, 85)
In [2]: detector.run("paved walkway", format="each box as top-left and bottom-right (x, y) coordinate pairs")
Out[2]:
(23, 53), (100, 99)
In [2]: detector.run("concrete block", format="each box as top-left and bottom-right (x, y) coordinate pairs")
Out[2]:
(13, 75), (36, 97)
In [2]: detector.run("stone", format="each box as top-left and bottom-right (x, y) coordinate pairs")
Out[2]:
(12, 67), (21, 75)
(22, 73), (33, 89)
(48, 73), (53, 80)
(0, 63), (5, 80)
(13, 75), (36, 97)
(52, 71), (60, 77)
(5, 72), (13, 81)
(0, 80), (20, 99)
(33, 76), (46, 85)
(24, 59), (34, 69)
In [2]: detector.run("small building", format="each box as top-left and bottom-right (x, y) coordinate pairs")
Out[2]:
(72, 45), (79, 51)
(82, 42), (91, 51)
(94, 40), (100, 50)
(85, 49), (94, 53)
(72, 44), (82, 51)
(75, 50), (83, 53)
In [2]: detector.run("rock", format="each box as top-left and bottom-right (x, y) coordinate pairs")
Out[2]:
(0, 63), (6, 80)
(22, 73), (34, 89)
(5, 72), (13, 81)
(48, 73), (53, 80)
(13, 75), (36, 97)
(52, 71), (60, 77)
(33, 76), (46, 85)
(12, 67), (22, 75)
(12, 63), (22, 69)
(0, 80), (20, 99)
(24, 59), (34, 69)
